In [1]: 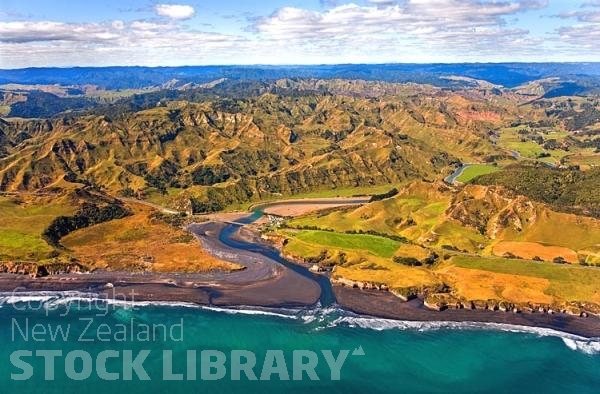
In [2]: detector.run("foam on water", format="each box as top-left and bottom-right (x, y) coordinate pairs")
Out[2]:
(0, 291), (202, 311)
(0, 291), (95, 306)
(329, 314), (600, 354)
(2, 291), (599, 354)
(561, 338), (600, 355)
(200, 305), (298, 319)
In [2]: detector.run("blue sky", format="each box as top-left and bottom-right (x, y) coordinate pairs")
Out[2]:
(0, 0), (599, 67)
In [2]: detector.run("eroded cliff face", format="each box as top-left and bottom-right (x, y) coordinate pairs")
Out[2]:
(0, 261), (85, 277)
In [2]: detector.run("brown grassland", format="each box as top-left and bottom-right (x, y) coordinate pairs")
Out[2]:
(61, 204), (241, 272)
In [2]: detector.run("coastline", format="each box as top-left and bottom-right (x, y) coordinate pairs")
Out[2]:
(334, 286), (600, 338)
(0, 270), (320, 309)
(1, 271), (599, 338)
(1, 197), (598, 339)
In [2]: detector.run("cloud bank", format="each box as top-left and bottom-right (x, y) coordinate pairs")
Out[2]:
(1, 1), (599, 67)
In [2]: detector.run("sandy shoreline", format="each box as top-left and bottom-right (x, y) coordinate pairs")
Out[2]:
(334, 286), (600, 338)
(0, 269), (320, 309)
(1, 274), (598, 338)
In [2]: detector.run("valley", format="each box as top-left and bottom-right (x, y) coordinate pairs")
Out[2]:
(1, 69), (600, 336)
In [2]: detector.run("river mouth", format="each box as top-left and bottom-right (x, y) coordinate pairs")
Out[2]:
(211, 198), (372, 306)
(217, 206), (336, 306)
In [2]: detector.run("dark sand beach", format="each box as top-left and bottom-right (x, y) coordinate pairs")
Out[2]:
(334, 286), (600, 338)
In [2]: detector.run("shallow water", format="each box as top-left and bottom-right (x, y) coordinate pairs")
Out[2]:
(0, 298), (599, 393)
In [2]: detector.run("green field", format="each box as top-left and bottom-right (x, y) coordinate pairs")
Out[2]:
(452, 255), (585, 279)
(290, 230), (402, 258)
(279, 228), (442, 289)
(495, 127), (598, 168)
(0, 196), (75, 260)
(0, 229), (54, 260)
(456, 164), (500, 183)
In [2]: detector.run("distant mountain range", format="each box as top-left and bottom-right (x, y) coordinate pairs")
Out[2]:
(2, 63), (600, 90)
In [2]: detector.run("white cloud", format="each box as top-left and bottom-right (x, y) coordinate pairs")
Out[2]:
(154, 4), (196, 20)
(555, 23), (600, 55)
(2, 1), (600, 67)
(556, 10), (600, 23)
(0, 21), (119, 43)
(255, 1), (547, 38)
(0, 19), (248, 67)
(254, 1), (548, 56)
(552, 3), (600, 54)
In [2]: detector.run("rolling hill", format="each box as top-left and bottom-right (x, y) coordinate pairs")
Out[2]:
(280, 180), (600, 311)
(1, 81), (521, 212)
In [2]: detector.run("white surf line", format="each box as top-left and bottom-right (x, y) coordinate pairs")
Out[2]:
(330, 314), (600, 354)
(3, 292), (599, 355)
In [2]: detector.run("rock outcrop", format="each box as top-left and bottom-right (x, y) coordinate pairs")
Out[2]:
(0, 261), (86, 278)
(331, 276), (389, 291)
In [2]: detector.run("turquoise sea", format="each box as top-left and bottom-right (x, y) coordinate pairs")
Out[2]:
(0, 293), (599, 393)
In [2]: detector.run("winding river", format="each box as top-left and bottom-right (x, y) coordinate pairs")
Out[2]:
(444, 163), (474, 185)
(189, 198), (370, 307)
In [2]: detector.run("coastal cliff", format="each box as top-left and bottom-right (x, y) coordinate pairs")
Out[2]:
(0, 261), (85, 277)
(330, 271), (600, 318)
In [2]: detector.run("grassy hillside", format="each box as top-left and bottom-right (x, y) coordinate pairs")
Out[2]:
(0, 189), (239, 273)
(2, 79), (598, 213)
(1, 80), (524, 212)
(276, 180), (600, 308)
(62, 204), (240, 272)
(446, 256), (600, 304)
(288, 182), (487, 253)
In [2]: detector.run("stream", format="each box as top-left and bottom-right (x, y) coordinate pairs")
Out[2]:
(213, 203), (358, 307)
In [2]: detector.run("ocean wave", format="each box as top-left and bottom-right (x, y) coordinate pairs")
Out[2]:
(105, 299), (201, 309)
(0, 291), (98, 306)
(0, 290), (301, 318)
(200, 305), (299, 319)
(298, 305), (346, 327)
(0, 290), (202, 311)
(2, 291), (599, 354)
(329, 315), (600, 354)
(561, 338), (600, 355)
